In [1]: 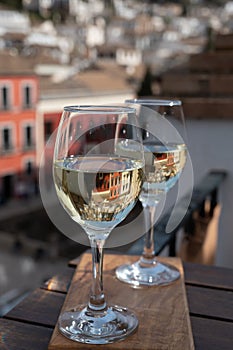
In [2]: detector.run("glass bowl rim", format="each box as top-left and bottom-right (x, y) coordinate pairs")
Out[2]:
(63, 105), (136, 114)
(125, 99), (182, 106)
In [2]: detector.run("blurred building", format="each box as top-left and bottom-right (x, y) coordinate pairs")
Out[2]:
(158, 32), (233, 118)
(0, 48), (134, 201)
(0, 54), (39, 202)
(155, 32), (233, 269)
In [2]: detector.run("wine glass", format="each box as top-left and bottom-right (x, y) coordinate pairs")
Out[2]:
(53, 105), (144, 344)
(115, 99), (187, 286)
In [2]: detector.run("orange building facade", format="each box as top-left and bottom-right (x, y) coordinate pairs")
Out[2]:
(0, 74), (38, 201)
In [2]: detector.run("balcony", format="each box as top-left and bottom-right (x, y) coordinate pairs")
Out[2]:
(22, 143), (35, 152)
(0, 146), (14, 155)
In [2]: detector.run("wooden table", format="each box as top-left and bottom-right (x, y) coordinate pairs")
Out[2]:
(0, 252), (233, 349)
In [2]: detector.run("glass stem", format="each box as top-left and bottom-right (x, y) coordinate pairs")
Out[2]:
(88, 238), (107, 312)
(140, 205), (157, 265)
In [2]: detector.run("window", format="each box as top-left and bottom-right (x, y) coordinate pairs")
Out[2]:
(25, 160), (33, 175)
(2, 127), (12, 151)
(1, 85), (10, 110)
(24, 125), (33, 148)
(23, 84), (32, 108)
(45, 121), (53, 140)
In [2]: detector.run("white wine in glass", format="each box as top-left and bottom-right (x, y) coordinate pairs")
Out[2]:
(53, 105), (144, 344)
(116, 99), (187, 286)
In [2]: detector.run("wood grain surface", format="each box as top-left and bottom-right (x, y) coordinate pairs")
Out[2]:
(48, 253), (194, 350)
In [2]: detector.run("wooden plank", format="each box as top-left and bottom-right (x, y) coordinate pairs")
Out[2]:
(49, 254), (194, 350)
(5, 289), (65, 327)
(2, 314), (232, 350)
(69, 252), (178, 271)
(0, 318), (52, 350)
(42, 267), (75, 293)
(1, 253), (232, 349)
(7, 269), (232, 328)
(70, 251), (233, 288)
(184, 261), (233, 290)
(187, 285), (233, 321)
(190, 316), (233, 350)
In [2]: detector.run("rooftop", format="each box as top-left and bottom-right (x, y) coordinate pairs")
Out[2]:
(0, 52), (134, 98)
(39, 60), (133, 98)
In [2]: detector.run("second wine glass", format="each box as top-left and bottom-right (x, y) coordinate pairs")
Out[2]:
(116, 99), (187, 286)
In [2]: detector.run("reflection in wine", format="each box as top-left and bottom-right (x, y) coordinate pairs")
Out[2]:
(54, 156), (143, 237)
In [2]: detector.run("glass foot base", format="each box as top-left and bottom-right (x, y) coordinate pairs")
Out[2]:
(116, 260), (180, 287)
(58, 304), (138, 344)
